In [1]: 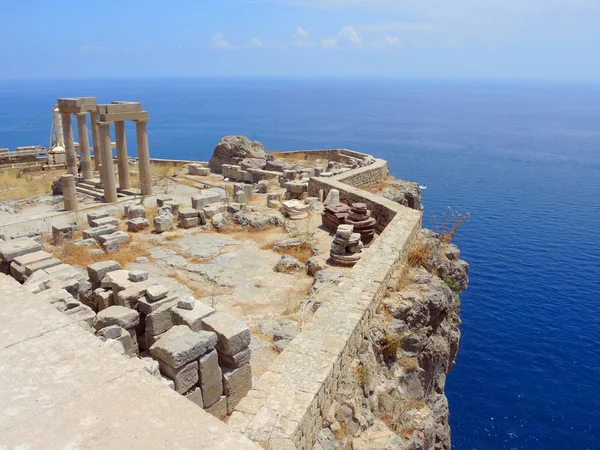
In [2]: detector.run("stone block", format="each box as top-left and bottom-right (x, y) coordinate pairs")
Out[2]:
(142, 331), (165, 350)
(23, 257), (62, 277)
(257, 180), (268, 194)
(204, 395), (227, 420)
(178, 217), (199, 229)
(90, 216), (119, 228)
(233, 191), (246, 204)
(98, 231), (129, 245)
(164, 201), (180, 216)
(93, 288), (113, 311)
(223, 364), (253, 414)
(146, 284), (169, 302)
(82, 225), (117, 240)
(185, 387), (204, 408)
(87, 260), (122, 284)
(158, 360), (198, 394)
(129, 270), (148, 282)
(150, 325), (217, 369)
(191, 192), (225, 210)
(124, 204), (145, 220)
(136, 294), (178, 315)
(267, 193), (282, 208)
(0, 238), (43, 263)
(202, 203), (227, 219)
(218, 347), (252, 369)
(201, 312), (251, 356)
(72, 238), (97, 247)
(199, 349), (223, 407)
(116, 282), (150, 308)
(227, 203), (242, 213)
(96, 324), (122, 339)
(93, 305), (139, 330)
(145, 302), (176, 336)
(172, 302), (215, 332)
(153, 215), (173, 233)
(51, 222), (77, 244)
(11, 251), (52, 281)
(188, 164), (210, 176)
(156, 195), (173, 207)
(101, 269), (131, 292)
(86, 211), (110, 226)
(178, 208), (199, 219)
(127, 217), (150, 232)
(177, 295), (195, 310)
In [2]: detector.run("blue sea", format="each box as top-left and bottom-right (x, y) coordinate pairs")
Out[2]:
(1, 78), (599, 449)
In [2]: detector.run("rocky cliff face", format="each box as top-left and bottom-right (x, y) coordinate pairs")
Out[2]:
(313, 230), (468, 450)
(208, 135), (268, 174)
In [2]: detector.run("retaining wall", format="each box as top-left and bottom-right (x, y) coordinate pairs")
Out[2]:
(229, 156), (422, 449)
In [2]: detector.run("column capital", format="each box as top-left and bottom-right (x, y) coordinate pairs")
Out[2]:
(60, 111), (71, 117)
(97, 121), (113, 128)
(134, 118), (150, 124)
(75, 111), (89, 118)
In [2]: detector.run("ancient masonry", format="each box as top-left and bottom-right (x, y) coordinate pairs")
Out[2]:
(0, 141), (422, 449)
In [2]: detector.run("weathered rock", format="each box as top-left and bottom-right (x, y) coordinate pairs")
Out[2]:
(82, 225), (117, 240)
(257, 180), (269, 193)
(96, 324), (122, 340)
(199, 349), (223, 407)
(87, 260), (122, 284)
(208, 136), (267, 174)
(306, 257), (325, 276)
(150, 325), (218, 369)
(158, 360), (199, 394)
(0, 238), (43, 263)
(204, 395), (228, 420)
(124, 204), (146, 220)
(98, 231), (129, 245)
(274, 254), (303, 273)
(93, 305), (139, 330)
(177, 295), (195, 310)
(191, 191), (226, 210)
(218, 347), (252, 369)
(146, 284), (169, 302)
(153, 215), (173, 233)
(128, 270), (148, 282)
(90, 216), (119, 228)
(51, 222), (78, 244)
(223, 363), (252, 413)
(185, 387), (205, 408)
(156, 196), (173, 207)
(127, 217), (150, 232)
(172, 302), (215, 332)
(201, 312), (251, 356)
(258, 319), (299, 342)
(72, 238), (97, 247)
(145, 302), (176, 336)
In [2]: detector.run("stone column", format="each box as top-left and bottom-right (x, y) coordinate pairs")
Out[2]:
(135, 118), (152, 196)
(90, 111), (101, 172)
(97, 121), (118, 203)
(75, 112), (93, 180)
(114, 121), (131, 190)
(61, 112), (77, 175)
(61, 174), (78, 211)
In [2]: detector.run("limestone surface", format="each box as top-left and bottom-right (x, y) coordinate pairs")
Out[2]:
(150, 325), (218, 369)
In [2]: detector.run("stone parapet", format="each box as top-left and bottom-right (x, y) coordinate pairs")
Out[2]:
(230, 155), (422, 449)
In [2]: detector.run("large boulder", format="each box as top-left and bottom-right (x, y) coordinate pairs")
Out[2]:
(208, 136), (267, 174)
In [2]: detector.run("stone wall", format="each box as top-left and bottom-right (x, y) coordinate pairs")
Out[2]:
(229, 160), (422, 449)
(269, 149), (372, 165)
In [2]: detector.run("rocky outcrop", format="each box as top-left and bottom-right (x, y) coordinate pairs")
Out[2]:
(208, 136), (267, 174)
(316, 230), (468, 449)
(382, 180), (424, 211)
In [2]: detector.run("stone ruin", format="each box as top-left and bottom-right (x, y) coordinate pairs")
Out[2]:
(329, 224), (363, 267)
(344, 202), (376, 245)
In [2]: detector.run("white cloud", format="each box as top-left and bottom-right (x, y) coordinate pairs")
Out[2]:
(211, 31), (231, 49)
(293, 26), (309, 38)
(321, 38), (339, 49)
(248, 37), (263, 48)
(338, 25), (362, 44)
(370, 35), (401, 48)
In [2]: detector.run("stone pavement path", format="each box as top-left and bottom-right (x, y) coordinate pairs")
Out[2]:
(0, 273), (258, 449)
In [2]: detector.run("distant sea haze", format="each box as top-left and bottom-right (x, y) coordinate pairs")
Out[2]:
(1, 78), (599, 449)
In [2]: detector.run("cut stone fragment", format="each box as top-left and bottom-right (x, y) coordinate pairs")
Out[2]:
(90, 216), (119, 228)
(153, 215), (173, 233)
(185, 387), (204, 408)
(158, 360), (199, 394)
(172, 302), (215, 332)
(146, 284), (169, 302)
(201, 311), (251, 356)
(82, 225), (117, 240)
(87, 211), (110, 226)
(128, 270), (148, 282)
(204, 395), (228, 420)
(199, 349), (223, 407)
(127, 217), (150, 232)
(98, 231), (129, 245)
(0, 238), (43, 263)
(177, 295), (195, 310)
(136, 294), (178, 315)
(156, 195), (173, 207)
(218, 347), (252, 369)
(93, 305), (140, 331)
(87, 260), (122, 283)
(223, 363), (253, 414)
(145, 301), (177, 336)
(115, 282), (150, 308)
(96, 325), (122, 340)
(149, 325), (217, 369)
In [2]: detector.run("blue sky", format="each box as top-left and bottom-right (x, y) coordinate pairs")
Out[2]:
(1, 0), (599, 81)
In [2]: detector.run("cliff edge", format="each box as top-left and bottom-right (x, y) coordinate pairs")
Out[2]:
(313, 228), (468, 449)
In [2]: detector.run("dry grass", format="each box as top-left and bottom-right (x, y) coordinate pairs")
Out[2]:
(48, 237), (152, 270)
(406, 239), (432, 268)
(379, 332), (400, 364)
(397, 356), (418, 372)
(0, 169), (63, 202)
(433, 207), (471, 243)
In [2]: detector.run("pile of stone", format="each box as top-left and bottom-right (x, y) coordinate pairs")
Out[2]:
(124, 202), (150, 232)
(267, 193), (282, 209)
(152, 196), (179, 233)
(283, 180), (308, 200)
(322, 203), (351, 231)
(188, 163), (211, 176)
(79, 211), (129, 252)
(330, 224), (363, 267)
(280, 199), (309, 220)
(345, 202), (376, 245)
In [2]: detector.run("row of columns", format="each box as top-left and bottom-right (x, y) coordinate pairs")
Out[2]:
(59, 110), (152, 204)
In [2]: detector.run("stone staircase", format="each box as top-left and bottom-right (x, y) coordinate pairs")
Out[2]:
(75, 178), (139, 200)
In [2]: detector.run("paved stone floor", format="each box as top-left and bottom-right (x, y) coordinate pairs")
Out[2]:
(0, 273), (258, 449)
